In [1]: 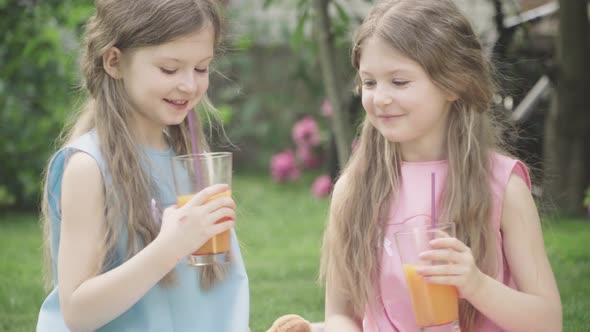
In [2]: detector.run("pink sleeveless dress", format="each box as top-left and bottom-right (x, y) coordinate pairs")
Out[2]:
(362, 153), (531, 332)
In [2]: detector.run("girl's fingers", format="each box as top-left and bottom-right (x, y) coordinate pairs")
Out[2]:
(209, 219), (235, 236)
(206, 207), (236, 225)
(201, 196), (236, 213)
(419, 248), (462, 263)
(420, 275), (459, 287)
(179, 184), (230, 210)
(416, 264), (465, 277)
(429, 237), (470, 252)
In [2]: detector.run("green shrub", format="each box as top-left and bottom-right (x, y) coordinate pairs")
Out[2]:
(0, 1), (93, 209)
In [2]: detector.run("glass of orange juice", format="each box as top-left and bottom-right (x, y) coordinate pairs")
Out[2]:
(171, 152), (233, 266)
(394, 221), (459, 331)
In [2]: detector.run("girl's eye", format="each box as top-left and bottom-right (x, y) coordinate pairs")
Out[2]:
(195, 67), (209, 74)
(393, 80), (409, 87)
(160, 68), (177, 75)
(362, 80), (376, 87)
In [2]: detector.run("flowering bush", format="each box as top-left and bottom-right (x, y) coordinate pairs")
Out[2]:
(296, 145), (321, 169)
(269, 100), (334, 198)
(270, 150), (300, 182)
(312, 175), (333, 198)
(292, 116), (321, 147)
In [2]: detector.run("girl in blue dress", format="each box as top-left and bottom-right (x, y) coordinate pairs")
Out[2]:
(37, 1), (249, 331)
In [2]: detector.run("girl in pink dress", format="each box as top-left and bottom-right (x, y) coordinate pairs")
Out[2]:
(319, 0), (561, 331)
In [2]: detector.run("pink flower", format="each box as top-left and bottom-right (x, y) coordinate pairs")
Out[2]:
(321, 99), (333, 118)
(587, 204), (590, 217)
(270, 150), (300, 182)
(311, 175), (333, 198)
(292, 116), (321, 147)
(296, 146), (321, 169)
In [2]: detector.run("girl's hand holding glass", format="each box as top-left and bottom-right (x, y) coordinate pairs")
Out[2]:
(417, 237), (485, 300)
(157, 183), (236, 263)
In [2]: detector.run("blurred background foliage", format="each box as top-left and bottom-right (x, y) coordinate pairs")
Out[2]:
(0, 0), (94, 209)
(0, 0), (354, 209)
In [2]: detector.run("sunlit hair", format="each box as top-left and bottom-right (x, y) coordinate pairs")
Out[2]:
(320, 0), (508, 330)
(41, 0), (226, 290)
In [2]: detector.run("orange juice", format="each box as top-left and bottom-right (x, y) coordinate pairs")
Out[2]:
(177, 191), (232, 255)
(403, 264), (458, 327)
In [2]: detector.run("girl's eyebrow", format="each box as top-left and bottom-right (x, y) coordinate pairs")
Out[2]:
(359, 69), (413, 76)
(160, 55), (214, 64)
(161, 57), (182, 63)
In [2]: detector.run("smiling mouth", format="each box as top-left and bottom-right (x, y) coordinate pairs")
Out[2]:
(164, 98), (189, 106)
(378, 114), (404, 118)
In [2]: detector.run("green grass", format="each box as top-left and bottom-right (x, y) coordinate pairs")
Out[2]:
(543, 222), (590, 331)
(0, 214), (46, 332)
(234, 174), (327, 331)
(1, 174), (589, 331)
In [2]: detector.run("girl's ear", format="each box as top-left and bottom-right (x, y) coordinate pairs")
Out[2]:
(446, 91), (459, 102)
(103, 46), (123, 79)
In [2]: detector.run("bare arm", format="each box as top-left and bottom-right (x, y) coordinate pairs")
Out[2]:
(324, 279), (362, 332)
(58, 152), (236, 331)
(465, 174), (562, 331)
(323, 176), (362, 332)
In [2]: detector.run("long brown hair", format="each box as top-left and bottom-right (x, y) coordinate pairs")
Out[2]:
(320, 0), (507, 330)
(41, 0), (226, 290)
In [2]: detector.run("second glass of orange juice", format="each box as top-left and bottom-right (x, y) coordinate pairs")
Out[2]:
(172, 152), (233, 266)
(394, 222), (459, 331)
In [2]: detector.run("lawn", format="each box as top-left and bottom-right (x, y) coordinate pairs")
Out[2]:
(0, 174), (589, 331)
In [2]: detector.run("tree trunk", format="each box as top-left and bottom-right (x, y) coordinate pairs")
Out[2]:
(312, 0), (353, 168)
(543, 1), (590, 216)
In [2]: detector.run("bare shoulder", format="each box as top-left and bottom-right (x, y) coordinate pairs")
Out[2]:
(331, 173), (349, 201)
(326, 174), (349, 230)
(62, 152), (103, 187)
(500, 170), (544, 255)
(505, 172), (532, 202)
(61, 152), (105, 213)
(501, 172), (537, 226)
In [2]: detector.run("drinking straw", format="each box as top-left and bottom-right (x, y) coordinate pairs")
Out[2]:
(187, 111), (202, 188)
(431, 172), (436, 228)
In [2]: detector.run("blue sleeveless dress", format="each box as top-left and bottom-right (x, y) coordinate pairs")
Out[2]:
(37, 131), (250, 332)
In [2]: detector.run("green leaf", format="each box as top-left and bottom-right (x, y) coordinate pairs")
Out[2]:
(65, 5), (95, 28)
(0, 185), (16, 206)
(290, 7), (309, 49)
(296, 0), (309, 11)
(263, 0), (275, 9)
(332, 0), (350, 26)
(217, 104), (234, 125)
(236, 35), (253, 50)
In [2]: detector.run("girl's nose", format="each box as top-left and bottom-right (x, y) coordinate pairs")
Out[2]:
(374, 89), (394, 108)
(177, 72), (197, 93)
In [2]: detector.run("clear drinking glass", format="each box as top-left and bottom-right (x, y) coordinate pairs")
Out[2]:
(394, 221), (459, 331)
(171, 152), (233, 266)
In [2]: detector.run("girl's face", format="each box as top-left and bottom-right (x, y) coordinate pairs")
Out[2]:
(119, 26), (215, 134)
(358, 37), (456, 161)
